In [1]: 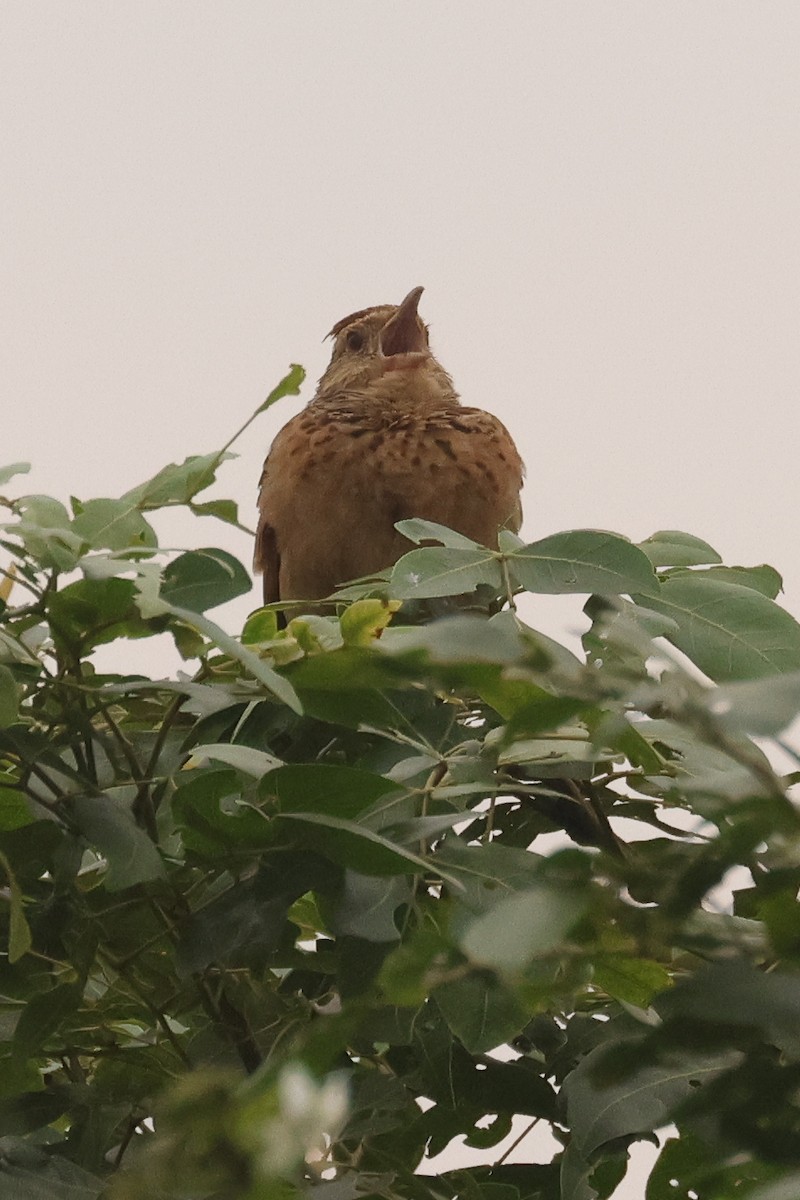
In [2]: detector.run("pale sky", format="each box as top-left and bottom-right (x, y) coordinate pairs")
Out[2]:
(3, 3), (800, 1191)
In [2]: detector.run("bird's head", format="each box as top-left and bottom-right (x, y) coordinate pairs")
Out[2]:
(318, 287), (456, 402)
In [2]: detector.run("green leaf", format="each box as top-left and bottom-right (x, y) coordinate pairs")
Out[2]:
(709, 670), (800, 735)
(190, 498), (241, 526)
(646, 1132), (783, 1200)
(172, 768), (272, 855)
(434, 973), (530, 1053)
(0, 848), (31, 962)
(47, 577), (146, 650)
(9, 496), (83, 571)
(122, 451), (235, 509)
(0, 666), (20, 728)
(72, 796), (165, 891)
(70, 498), (157, 552)
(0, 1143), (106, 1197)
(12, 982), (81, 1057)
(330, 872), (409, 942)
(593, 956), (672, 1008)
(394, 518), (482, 548)
(382, 613), (527, 664)
(637, 574), (800, 681)
(660, 960), (800, 1060)
(161, 548), (251, 613)
(389, 546), (502, 599)
(266, 763), (400, 820)
(693, 563), (783, 598)
(241, 607), (279, 644)
(562, 1040), (739, 1200)
(188, 743), (282, 778)
(252, 363), (305, 417)
(0, 788), (35, 832)
(438, 841), (543, 916)
(339, 599), (400, 646)
(743, 1173), (800, 1200)
(510, 530), (657, 595)
(164, 604), (302, 713)
(0, 464), (31, 487)
(278, 810), (449, 877)
(637, 530), (721, 568)
(458, 884), (588, 972)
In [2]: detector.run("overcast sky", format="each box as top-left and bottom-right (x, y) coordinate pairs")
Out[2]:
(3, 3), (800, 1190)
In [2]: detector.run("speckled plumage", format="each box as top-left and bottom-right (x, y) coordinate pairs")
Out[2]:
(255, 287), (524, 607)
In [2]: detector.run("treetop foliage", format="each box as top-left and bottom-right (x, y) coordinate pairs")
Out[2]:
(1, 369), (800, 1199)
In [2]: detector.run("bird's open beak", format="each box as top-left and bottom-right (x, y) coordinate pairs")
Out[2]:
(380, 286), (427, 358)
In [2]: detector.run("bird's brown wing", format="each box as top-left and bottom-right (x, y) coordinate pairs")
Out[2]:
(254, 456), (281, 605)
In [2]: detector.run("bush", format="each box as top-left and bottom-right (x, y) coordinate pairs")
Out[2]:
(1, 369), (800, 1200)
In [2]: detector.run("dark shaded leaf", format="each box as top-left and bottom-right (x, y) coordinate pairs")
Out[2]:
(161, 548), (251, 613)
(72, 796), (164, 890)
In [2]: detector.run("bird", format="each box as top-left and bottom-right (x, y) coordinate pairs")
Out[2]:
(254, 287), (524, 612)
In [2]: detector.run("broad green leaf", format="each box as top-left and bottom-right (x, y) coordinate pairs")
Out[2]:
(0, 788), (34, 832)
(161, 548), (251, 613)
(394, 518), (481, 549)
(188, 743), (282, 777)
(266, 764), (401, 820)
(72, 796), (165, 891)
(0, 665), (20, 727)
(0, 464), (31, 487)
(339, 598), (400, 646)
(510, 530), (657, 595)
(330, 872), (409, 942)
(744, 1173), (800, 1200)
(164, 604), (301, 712)
(242, 607), (279, 644)
(278, 810), (451, 878)
(252, 363), (305, 416)
(647, 1133), (784, 1200)
(638, 574), (800, 681)
(709, 670), (800, 735)
(70, 498), (157, 552)
(0, 848), (31, 962)
(12, 982), (81, 1057)
(190, 498), (241, 526)
(459, 883), (588, 971)
(389, 545), (502, 599)
(495, 732), (603, 774)
(382, 614), (527, 664)
(434, 974), (530, 1053)
(691, 563), (783, 598)
(122, 451), (235, 509)
(562, 1041), (739, 1200)
(172, 768), (272, 855)
(437, 841), (543, 917)
(0, 1143), (105, 1197)
(9, 496), (83, 571)
(593, 956), (672, 1008)
(659, 959), (800, 1060)
(47, 577), (147, 650)
(637, 530), (721, 568)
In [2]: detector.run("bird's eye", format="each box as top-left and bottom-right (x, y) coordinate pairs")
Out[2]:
(346, 329), (364, 351)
